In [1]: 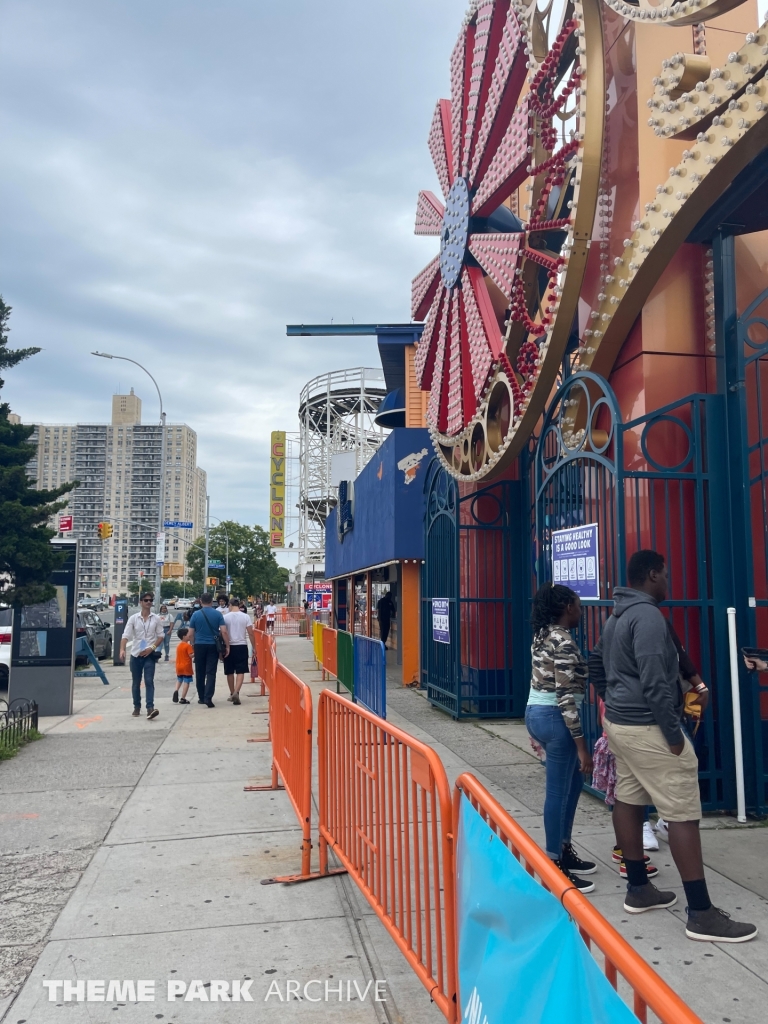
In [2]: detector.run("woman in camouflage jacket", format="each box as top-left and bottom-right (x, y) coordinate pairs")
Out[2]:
(525, 582), (596, 893)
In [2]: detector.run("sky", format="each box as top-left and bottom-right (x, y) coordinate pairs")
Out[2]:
(0, 0), (469, 558)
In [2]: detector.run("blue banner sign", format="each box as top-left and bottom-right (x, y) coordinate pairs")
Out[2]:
(207, 560), (225, 570)
(432, 598), (450, 644)
(164, 520), (194, 529)
(456, 794), (636, 1024)
(551, 523), (599, 599)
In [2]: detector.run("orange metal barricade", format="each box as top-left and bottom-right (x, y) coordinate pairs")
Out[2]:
(247, 661), (345, 885)
(245, 630), (274, 734)
(321, 627), (337, 681)
(317, 689), (457, 1022)
(454, 773), (704, 1024)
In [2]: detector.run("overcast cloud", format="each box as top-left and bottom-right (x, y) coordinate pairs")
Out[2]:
(0, 0), (467, 551)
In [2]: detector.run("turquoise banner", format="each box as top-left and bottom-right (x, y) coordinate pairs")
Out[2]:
(456, 794), (637, 1024)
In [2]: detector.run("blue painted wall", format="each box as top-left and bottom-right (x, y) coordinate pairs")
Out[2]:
(325, 428), (431, 578)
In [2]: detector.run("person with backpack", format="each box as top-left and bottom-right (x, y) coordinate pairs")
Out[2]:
(525, 582), (596, 894)
(186, 592), (230, 708)
(590, 549), (756, 942)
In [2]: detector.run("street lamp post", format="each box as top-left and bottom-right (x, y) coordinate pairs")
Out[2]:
(92, 352), (167, 605)
(204, 495), (210, 595)
(209, 517), (230, 592)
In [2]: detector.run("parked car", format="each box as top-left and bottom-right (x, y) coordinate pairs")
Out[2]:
(175, 598), (193, 610)
(0, 607), (12, 687)
(76, 610), (112, 661)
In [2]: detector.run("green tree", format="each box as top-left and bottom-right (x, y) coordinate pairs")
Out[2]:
(0, 296), (76, 605)
(128, 577), (155, 599)
(160, 579), (192, 600)
(186, 521), (287, 598)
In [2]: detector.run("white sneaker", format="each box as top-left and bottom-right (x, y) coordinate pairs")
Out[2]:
(654, 817), (669, 841)
(643, 821), (660, 851)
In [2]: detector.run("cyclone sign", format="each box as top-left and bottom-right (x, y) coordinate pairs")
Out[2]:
(270, 430), (286, 548)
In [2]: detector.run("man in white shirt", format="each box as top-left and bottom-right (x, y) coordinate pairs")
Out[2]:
(265, 602), (276, 634)
(223, 597), (255, 704)
(120, 592), (165, 719)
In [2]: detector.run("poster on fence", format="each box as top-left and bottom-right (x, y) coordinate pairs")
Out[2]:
(551, 523), (599, 600)
(432, 599), (450, 644)
(456, 795), (636, 1024)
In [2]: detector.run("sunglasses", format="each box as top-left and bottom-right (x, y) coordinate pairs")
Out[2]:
(142, 597), (153, 603)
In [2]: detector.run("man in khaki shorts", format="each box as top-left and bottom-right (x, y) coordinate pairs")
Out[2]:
(590, 550), (756, 942)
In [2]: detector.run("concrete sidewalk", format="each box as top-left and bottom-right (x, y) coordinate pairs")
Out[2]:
(1, 644), (443, 1023)
(3, 635), (768, 1023)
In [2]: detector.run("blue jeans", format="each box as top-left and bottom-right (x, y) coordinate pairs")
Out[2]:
(130, 654), (156, 710)
(525, 704), (584, 858)
(194, 644), (219, 703)
(162, 628), (171, 658)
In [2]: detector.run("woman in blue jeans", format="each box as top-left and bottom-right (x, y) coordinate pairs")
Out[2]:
(525, 582), (596, 893)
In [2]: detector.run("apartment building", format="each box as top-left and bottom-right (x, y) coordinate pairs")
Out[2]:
(28, 390), (207, 595)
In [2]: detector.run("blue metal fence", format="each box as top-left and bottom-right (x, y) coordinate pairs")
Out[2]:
(353, 634), (386, 719)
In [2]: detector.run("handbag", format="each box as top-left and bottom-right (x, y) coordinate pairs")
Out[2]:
(202, 608), (227, 658)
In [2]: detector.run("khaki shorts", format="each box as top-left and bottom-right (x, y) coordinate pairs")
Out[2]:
(603, 718), (702, 822)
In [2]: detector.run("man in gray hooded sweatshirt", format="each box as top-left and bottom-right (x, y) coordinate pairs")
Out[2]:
(590, 550), (756, 942)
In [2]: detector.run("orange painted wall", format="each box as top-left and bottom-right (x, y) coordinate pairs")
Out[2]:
(400, 560), (420, 685)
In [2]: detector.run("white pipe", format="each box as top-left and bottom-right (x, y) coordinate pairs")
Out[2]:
(726, 607), (748, 823)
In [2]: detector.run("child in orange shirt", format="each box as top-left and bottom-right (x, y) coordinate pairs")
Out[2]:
(173, 627), (194, 704)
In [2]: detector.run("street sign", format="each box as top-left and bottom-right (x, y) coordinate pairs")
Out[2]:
(59, 514), (73, 533)
(164, 520), (193, 529)
(155, 531), (166, 566)
(552, 523), (599, 600)
(208, 560), (225, 570)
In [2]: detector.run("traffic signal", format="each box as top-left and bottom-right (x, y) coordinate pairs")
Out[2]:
(97, 522), (113, 540)
(207, 577), (219, 587)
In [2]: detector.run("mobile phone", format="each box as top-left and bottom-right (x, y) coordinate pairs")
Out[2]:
(741, 647), (768, 661)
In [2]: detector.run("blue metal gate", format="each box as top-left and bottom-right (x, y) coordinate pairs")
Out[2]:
(421, 461), (461, 713)
(533, 372), (734, 811)
(715, 231), (768, 814)
(740, 282), (768, 812)
(421, 461), (527, 718)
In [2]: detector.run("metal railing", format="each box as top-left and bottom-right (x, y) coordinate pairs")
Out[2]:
(321, 627), (337, 682)
(353, 634), (386, 718)
(454, 773), (704, 1024)
(0, 698), (39, 752)
(312, 621), (325, 667)
(318, 690), (456, 1020)
(336, 630), (354, 695)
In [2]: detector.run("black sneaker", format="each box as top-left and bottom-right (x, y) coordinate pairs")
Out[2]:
(172, 691), (179, 703)
(179, 698), (190, 704)
(685, 905), (758, 943)
(554, 859), (595, 894)
(206, 701), (215, 708)
(147, 709), (159, 720)
(132, 708), (141, 717)
(561, 842), (596, 875)
(197, 700), (205, 704)
(623, 882), (677, 914)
